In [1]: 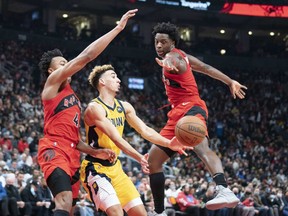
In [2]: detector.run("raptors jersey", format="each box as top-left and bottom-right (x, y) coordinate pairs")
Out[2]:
(42, 84), (81, 144)
(86, 97), (125, 157)
(162, 48), (200, 105)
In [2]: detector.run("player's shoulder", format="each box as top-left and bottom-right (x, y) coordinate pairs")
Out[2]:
(169, 48), (187, 58)
(86, 100), (102, 111)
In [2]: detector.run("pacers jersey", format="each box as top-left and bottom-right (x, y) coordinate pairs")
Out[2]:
(162, 48), (200, 106)
(42, 84), (81, 144)
(86, 97), (125, 157)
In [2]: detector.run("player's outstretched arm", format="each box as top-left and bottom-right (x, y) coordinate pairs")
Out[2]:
(76, 139), (116, 163)
(123, 101), (189, 155)
(47, 9), (138, 86)
(187, 53), (247, 99)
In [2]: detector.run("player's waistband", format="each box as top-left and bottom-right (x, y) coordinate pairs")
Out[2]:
(85, 155), (117, 167)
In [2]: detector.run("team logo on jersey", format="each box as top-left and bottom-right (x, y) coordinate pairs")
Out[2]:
(92, 182), (99, 195)
(43, 149), (55, 162)
(89, 140), (97, 149)
(116, 106), (123, 113)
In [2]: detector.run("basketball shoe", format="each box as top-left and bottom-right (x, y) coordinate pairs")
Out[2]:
(205, 185), (240, 210)
(148, 210), (167, 216)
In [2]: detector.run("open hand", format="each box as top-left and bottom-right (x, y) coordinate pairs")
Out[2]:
(117, 9), (138, 30)
(169, 137), (193, 156)
(155, 57), (179, 72)
(229, 80), (247, 99)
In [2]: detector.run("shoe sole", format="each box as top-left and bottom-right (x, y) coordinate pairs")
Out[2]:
(206, 200), (239, 210)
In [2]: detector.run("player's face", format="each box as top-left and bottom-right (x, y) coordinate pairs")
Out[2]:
(50, 56), (68, 71)
(101, 70), (121, 93)
(49, 56), (71, 81)
(154, 33), (175, 58)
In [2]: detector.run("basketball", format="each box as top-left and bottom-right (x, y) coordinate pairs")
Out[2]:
(175, 116), (207, 147)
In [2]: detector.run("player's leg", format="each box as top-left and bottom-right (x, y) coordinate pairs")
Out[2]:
(148, 103), (188, 216)
(185, 101), (239, 210)
(124, 198), (147, 216)
(148, 145), (172, 215)
(106, 205), (124, 216)
(193, 136), (239, 210)
(85, 171), (123, 216)
(46, 167), (73, 216)
(193, 137), (224, 176)
(114, 162), (147, 216)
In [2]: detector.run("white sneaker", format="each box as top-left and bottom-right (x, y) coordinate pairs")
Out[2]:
(205, 185), (240, 210)
(148, 210), (167, 216)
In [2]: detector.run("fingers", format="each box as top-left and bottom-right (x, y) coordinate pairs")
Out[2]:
(178, 149), (188, 156)
(142, 166), (150, 174)
(155, 57), (178, 71)
(241, 85), (248, 90)
(155, 57), (163, 67)
(124, 9), (138, 19)
(235, 89), (246, 99)
(141, 153), (150, 174)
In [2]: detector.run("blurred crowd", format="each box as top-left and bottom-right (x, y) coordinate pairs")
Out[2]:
(0, 38), (287, 216)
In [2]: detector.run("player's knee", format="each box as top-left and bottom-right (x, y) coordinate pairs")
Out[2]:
(126, 204), (147, 216)
(106, 205), (124, 216)
(193, 137), (211, 156)
(54, 191), (73, 211)
(148, 148), (168, 169)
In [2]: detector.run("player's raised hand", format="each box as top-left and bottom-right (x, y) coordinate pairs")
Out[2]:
(229, 80), (247, 99)
(117, 9), (138, 30)
(155, 57), (179, 72)
(169, 137), (193, 156)
(140, 153), (150, 174)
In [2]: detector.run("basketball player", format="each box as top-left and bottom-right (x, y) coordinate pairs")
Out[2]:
(148, 22), (248, 215)
(37, 9), (138, 216)
(79, 64), (187, 216)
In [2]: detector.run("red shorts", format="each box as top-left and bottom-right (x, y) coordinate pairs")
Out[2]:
(38, 137), (80, 198)
(160, 98), (209, 139)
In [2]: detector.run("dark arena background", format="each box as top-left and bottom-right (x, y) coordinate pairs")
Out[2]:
(0, 0), (287, 216)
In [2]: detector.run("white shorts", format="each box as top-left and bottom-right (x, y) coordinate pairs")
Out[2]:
(86, 171), (143, 212)
(87, 171), (120, 211)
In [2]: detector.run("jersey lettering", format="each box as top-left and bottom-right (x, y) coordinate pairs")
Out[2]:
(73, 113), (79, 127)
(110, 117), (124, 127)
(54, 94), (81, 116)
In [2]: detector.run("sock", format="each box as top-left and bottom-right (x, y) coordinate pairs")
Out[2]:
(149, 172), (165, 213)
(54, 209), (69, 216)
(213, 173), (228, 187)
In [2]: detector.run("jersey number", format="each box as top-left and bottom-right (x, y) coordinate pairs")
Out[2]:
(73, 113), (79, 127)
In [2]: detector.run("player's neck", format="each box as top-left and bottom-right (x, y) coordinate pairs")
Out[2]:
(59, 80), (68, 91)
(98, 92), (115, 107)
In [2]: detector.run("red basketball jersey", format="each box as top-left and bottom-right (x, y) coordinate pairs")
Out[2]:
(42, 84), (81, 145)
(162, 48), (200, 105)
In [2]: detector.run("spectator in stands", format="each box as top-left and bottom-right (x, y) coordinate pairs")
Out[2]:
(5, 174), (32, 216)
(20, 180), (50, 216)
(176, 184), (201, 216)
(252, 187), (269, 216)
(0, 181), (9, 216)
(38, 177), (54, 216)
(15, 171), (26, 192)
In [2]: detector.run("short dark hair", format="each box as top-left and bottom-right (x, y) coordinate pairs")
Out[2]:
(152, 22), (180, 46)
(38, 48), (63, 79)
